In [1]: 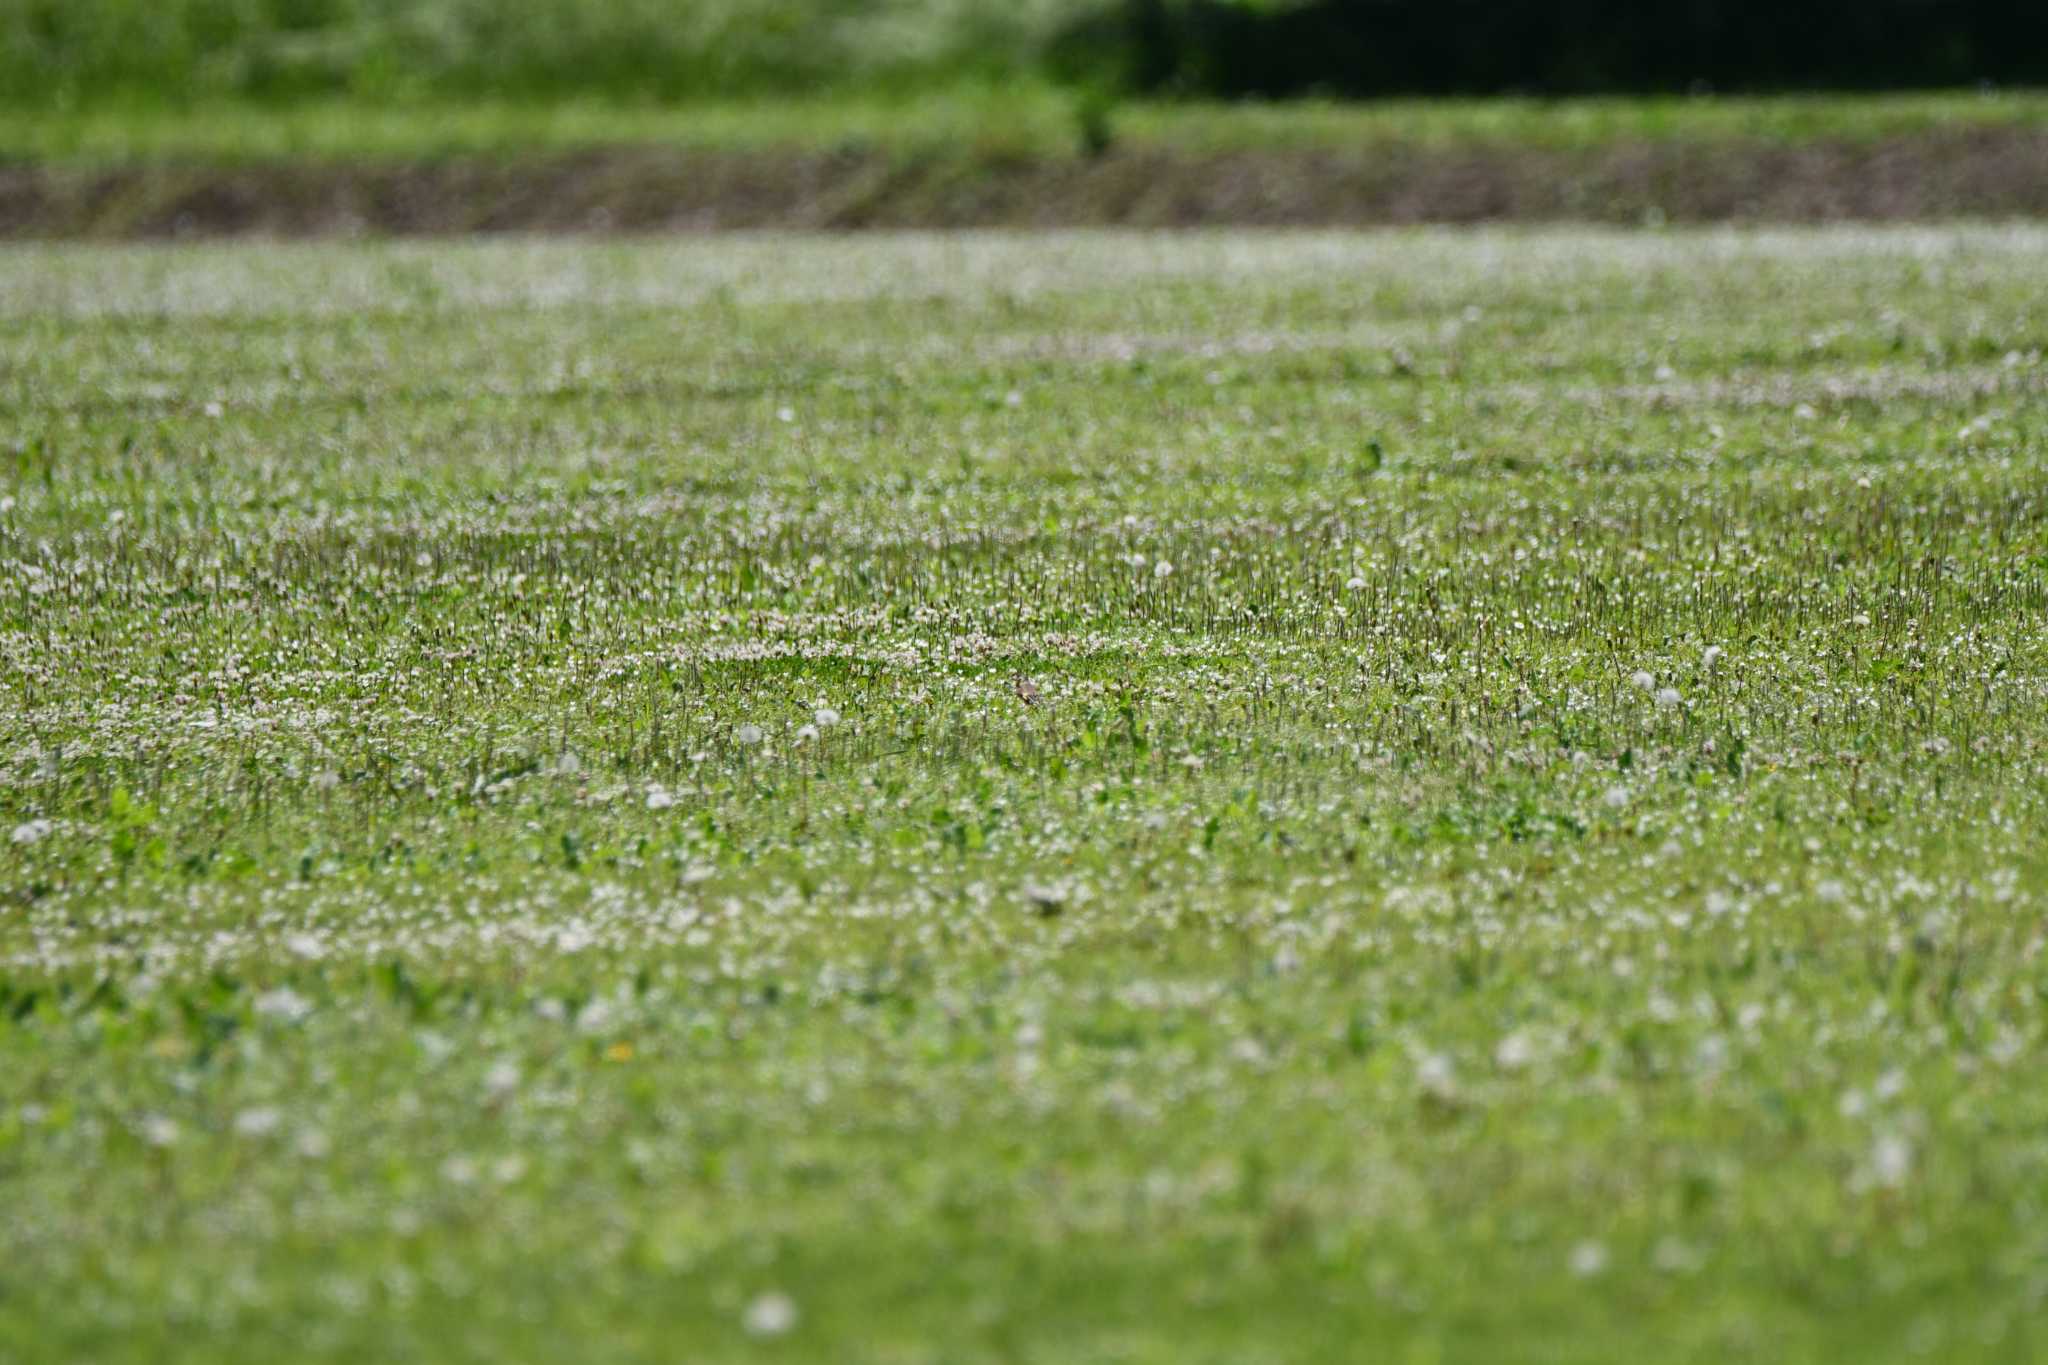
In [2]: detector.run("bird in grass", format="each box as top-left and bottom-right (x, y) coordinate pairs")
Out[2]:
(1012, 674), (1041, 707)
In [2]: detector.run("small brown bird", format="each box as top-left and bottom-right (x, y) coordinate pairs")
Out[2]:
(1012, 674), (1041, 707)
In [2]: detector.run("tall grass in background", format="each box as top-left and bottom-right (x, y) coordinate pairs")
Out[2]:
(1, 0), (1097, 105)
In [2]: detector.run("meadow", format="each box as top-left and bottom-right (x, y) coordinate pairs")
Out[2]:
(4, 226), (2048, 1361)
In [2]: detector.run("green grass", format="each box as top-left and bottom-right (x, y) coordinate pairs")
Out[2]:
(5, 226), (2048, 1361)
(1, 0), (1089, 106)
(7, 88), (2048, 167)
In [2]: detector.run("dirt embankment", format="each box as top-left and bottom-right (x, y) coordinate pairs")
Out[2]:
(5, 127), (2047, 237)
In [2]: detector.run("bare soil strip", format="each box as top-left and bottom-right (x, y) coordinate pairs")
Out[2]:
(6, 128), (2046, 237)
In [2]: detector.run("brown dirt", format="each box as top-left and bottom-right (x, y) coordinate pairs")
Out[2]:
(5, 128), (2048, 238)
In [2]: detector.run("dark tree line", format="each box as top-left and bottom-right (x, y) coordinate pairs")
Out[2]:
(1056, 0), (2048, 95)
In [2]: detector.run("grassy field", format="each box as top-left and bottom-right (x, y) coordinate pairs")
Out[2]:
(11, 89), (2048, 166)
(10, 91), (2048, 239)
(5, 226), (2048, 1360)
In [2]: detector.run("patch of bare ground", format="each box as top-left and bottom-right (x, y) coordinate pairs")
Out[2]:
(4, 128), (2047, 237)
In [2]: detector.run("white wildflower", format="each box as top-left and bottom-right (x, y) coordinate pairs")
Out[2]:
(1153, 558), (1174, 579)
(734, 724), (764, 746)
(576, 998), (615, 1034)
(1630, 669), (1655, 691)
(646, 787), (675, 811)
(744, 1292), (798, 1338)
(1870, 1134), (1912, 1189)
(1654, 687), (1682, 709)
(234, 1107), (283, 1138)
(10, 819), (51, 846)
(484, 1061), (522, 1098)
(253, 988), (312, 1023)
(1415, 1052), (1456, 1098)
(1494, 1031), (1537, 1071)
(1569, 1241), (1609, 1277)
(813, 706), (841, 728)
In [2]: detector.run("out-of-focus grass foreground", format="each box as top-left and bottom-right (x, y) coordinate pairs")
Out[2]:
(7, 5), (2048, 1364)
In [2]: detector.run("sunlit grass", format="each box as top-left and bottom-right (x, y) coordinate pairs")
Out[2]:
(3, 226), (2047, 1361)
(6, 88), (2046, 166)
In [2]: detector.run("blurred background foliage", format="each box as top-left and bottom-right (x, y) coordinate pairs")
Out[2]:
(3, 0), (2043, 107)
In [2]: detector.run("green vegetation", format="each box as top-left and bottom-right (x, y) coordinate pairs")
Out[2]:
(9, 88), (2048, 167)
(8, 0), (2045, 108)
(3, 0), (1090, 105)
(5, 227), (2048, 1360)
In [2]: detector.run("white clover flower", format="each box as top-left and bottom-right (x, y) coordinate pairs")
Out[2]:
(10, 818), (51, 846)
(744, 1292), (798, 1338)
(1870, 1134), (1912, 1189)
(484, 1061), (522, 1098)
(1569, 1241), (1609, 1278)
(253, 988), (312, 1023)
(1494, 1031), (1537, 1070)
(234, 1107), (283, 1138)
